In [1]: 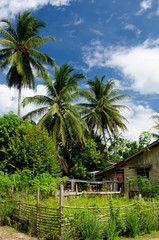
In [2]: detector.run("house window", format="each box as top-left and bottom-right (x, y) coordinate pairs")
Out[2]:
(137, 169), (149, 179)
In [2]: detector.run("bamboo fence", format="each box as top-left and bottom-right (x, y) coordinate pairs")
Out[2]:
(0, 200), (60, 239)
(1, 185), (159, 239)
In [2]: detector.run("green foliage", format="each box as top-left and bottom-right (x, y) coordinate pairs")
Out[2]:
(70, 138), (109, 179)
(60, 227), (73, 240)
(8, 126), (61, 175)
(0, 171), (13, 198)
(139, 131), (152, 149)
(0, 170), (68, 198)
(103, 217), (118, 240)
(0, 112), (31, 150)
(125, 212), (140, 237)
(143, 211), (155, 233)
(0, 12), (54, 116)
(129, 176), (159, 196)
(0, 202), (16, 225)
(80, 76), (130, 153)
(0, 112), (61, 176)
(2, 192), (159, 239)
(109, 134), (139, 160)
(30, 173), (68, 193)
(123, 140), (139, 158)
(22, 63), (87, 148)
(75, 212), (103, 240)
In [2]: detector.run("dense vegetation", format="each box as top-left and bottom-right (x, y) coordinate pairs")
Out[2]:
(0, 112), (61, 175)
(0, 11), (157, 180)
(0, 9), (159, 240)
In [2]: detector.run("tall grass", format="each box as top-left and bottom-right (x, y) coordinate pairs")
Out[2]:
(103, 217), (118, 240)
(125, 212), (140, 237)
(75, 212), (103, 240)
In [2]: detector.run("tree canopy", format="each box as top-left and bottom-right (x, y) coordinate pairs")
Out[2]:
(79, 76), (130, 156)
(22, 63), (88, 148)
(0, 11), (55, 117)
(0, 112), (61, 176)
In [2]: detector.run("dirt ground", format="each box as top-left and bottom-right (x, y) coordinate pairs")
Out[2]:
(1, 226), (159, 240)
(0, 226), (37, 240)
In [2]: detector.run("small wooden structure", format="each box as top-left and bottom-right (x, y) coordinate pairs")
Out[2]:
(95, 139), (159, 194)
(67, 179), (119, 192)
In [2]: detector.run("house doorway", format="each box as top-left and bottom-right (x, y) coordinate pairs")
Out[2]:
(117, 171), (124, 191)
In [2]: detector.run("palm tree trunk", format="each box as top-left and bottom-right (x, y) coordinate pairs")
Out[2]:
(17, 85), (22, 117)
(102, 128), (110, 160)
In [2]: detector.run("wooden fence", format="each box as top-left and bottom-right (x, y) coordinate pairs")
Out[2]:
(2, 185), (158, 239)
(0, 200), (60, 239)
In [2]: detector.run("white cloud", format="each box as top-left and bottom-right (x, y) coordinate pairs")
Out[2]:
(63, 15), (84, 27)
(156, 7), (159, 15)
(82, 39), (159, 94)
(123, 24), (141, 36)
(0, 0), (74, 19)
(0, 84), (47, 117)
(136, 0), (152, 15)
(120, 99), (157, 142)
(90, 29), (104, 36)
(106, 14), (114, 23)
(73, 17), (84, 26)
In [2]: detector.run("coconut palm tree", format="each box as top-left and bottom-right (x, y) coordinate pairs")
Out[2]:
(80, 75), (130, 155)
(0, 11), (55, 117)
(150, 114), (159, 139)
(22, 63), (88, 148)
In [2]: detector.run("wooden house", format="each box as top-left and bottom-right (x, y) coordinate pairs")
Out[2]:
(95, 139), (159, 193)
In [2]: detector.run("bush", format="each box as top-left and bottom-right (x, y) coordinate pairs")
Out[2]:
(0, 201), (16, 226)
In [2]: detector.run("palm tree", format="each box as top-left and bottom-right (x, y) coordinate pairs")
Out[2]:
(0, 11), (55, 117)
(22, 63), (88, 148)
(151, 114), (159, 139)
(80, 75), (130, 155)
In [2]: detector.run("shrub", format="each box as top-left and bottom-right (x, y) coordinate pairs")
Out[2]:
(0, 201), (16, 226)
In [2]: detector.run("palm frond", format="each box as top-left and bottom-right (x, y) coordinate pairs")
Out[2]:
(23, 107), (49, 120)
(0, 26), (16, 43)
(29, 49), (54, 65)
(0, 18), (17, 39)
(22, 95), (53, 107)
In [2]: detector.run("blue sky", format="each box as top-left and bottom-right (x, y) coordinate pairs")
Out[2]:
(0, 0), (159, 142)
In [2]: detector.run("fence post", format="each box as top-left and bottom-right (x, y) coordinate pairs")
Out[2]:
(71, 180), (74, 192)
(76, 183), (78, 193)
(59, 184), (64, 237)
(36, 188), (40, 238)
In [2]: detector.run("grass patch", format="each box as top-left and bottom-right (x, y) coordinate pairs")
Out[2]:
(116, 230), (159, 239)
